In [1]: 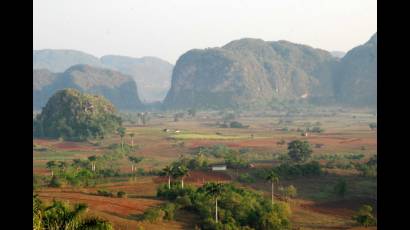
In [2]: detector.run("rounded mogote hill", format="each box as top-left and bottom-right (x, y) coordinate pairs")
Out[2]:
(33, 88), (122, 141)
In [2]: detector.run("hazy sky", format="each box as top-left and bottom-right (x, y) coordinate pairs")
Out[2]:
(34, 0), (377, 64)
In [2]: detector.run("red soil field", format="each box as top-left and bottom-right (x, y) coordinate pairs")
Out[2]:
(37, 191), (162, 217)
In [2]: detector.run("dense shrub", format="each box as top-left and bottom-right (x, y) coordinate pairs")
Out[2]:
(229, 121), (249, 128)
(195, 144), (235, 158)
(238, 173), (256, 183)
(308, 126), (324, 133)
(352, 205), (376, 227)
(271, 161), (322, 178)
(161, 203), (177, 220)
(97, 190), (114, 197)
(224, 154), (249, 169)
(157, 184), (196, 200)
(142, 208), (165, 222)
(355, 164), (377, 177)
(49, 175), (62, 188)
(117, 191), (126, 198)
(333, 179), (348, 198)
(98, 168), (120, 177)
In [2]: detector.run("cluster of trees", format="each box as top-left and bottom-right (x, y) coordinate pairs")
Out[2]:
(172, 108), (197, 122)
(33, 194), (113, 230)
(155, 182), (291, 229)
(195, 144), (234, 158)
(41, 147), (145, 188)
(161, 164), (190, 189)
(354, 155), (377, 177)
(219, 121), (249, 128)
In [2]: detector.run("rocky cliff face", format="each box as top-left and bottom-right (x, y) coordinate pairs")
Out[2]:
(33, 65), (143, 111)
(335, 33), (377, 107)
(164, 38), (339, 109)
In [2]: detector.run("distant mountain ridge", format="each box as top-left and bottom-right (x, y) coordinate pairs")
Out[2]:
(164, 33), (377, 109)
(164, 38), (339, 109)
(33, 65), (143, 111)
(33, 50), (173, 102)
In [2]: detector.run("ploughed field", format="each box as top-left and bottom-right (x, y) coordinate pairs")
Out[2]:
(33, 109), (377, 229)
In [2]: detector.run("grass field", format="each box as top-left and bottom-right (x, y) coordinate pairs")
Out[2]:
(33, 109), (377, 229)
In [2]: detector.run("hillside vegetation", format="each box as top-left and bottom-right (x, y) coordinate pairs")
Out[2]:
(33, 89), (122, 141)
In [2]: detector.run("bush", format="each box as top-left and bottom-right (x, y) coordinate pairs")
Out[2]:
(238, 173), (256, 183)
(284, 185), (297, 199)
(315, 143), (324, 148)
(353, 205), (376, 227)
(229, 121), (248, 128)
(273, 161), (322, 178)
(157, 184), (195, 200)
(161, 203), (177, 220)
(117, 191), (126, 198)
(355, 164), (377, 177)
(333, 179), (347, 198)
(49, 176), (62, 188)
(310, 126), (324, 133)
(175, 195), (192, 208)
(142, 207), (165, 223)
(97, 190), (114, 197)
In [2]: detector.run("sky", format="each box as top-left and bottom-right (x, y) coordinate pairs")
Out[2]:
(33, 0), (377, 64)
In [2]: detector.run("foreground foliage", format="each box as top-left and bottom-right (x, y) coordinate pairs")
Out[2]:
(33, 194), (113, 230)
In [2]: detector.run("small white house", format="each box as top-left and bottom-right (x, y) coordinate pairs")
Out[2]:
(211, 165), (227, 171)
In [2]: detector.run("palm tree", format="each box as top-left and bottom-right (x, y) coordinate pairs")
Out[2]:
(203, 182), (225, 223)
(161, 165), (174, 189)
(46, 161), (57, 176)
(88, 156), (97, 172)
(117, 127), (126, 150)
(173, 165), (189, 188)
(129, 133), (135, 147)
(266, 170), (279, 204)
(38, 199), (113, 230)
(128, 156), (143, 174)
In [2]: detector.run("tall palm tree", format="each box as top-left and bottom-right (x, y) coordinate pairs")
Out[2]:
(161, 165), (174, 189)
(129, 133), (135, 147)
(88, 156), (97, 172)
(203, 182), (225, 223)
(117, 127), (126, 151)
(266, 170), (279, 205)
(128, 156), (143, 174)
(173, 165), (189, 188)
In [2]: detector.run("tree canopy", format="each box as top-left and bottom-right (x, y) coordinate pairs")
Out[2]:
(287, 140), (313, 162)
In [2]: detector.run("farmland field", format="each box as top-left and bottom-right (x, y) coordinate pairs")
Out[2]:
(33, 108), (377, 229)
